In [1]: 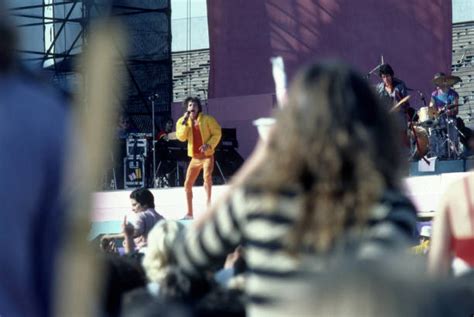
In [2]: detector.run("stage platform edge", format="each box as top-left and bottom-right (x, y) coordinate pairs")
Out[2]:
(409, 158), (472, 176)
(91, 170), (474, 238)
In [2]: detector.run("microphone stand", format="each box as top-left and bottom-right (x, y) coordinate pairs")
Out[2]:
(149, 93), (159, 188)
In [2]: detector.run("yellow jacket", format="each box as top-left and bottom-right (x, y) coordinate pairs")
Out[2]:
(176, 113), (222, 157)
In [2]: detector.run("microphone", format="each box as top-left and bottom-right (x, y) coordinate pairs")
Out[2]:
(148, 93), (159, 101)
(181, 111), (190, 125)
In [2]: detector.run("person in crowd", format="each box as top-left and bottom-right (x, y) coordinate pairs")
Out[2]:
(174, 61), (418, 317)
(102, 188), (164, 253)
(142, 220), (186, 296)
(428, 174), (474, 277)
(276, 258), (473, 317)
(0, 5), (72, 317)
(176, 96), (222, 219)
(101, 254), (147, 316)
(125, 222), (247, 316)
(120, 221), (190, 316)
(214, 246), (246, 288)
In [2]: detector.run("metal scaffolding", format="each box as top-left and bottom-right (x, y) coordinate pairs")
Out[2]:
(9, 0), (173, 132)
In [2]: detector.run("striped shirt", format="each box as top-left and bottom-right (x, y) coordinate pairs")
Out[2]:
(174, 186), (417, 317)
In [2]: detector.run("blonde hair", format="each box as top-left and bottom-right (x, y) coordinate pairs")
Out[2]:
(142, 220), (186, 283)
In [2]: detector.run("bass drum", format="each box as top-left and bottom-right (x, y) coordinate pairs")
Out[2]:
(417, 106), (438, 127)
(408, 126), (429, 160)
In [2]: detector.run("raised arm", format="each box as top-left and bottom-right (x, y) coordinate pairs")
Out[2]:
(174, 190), (245, 277)
(176, 112), (191, 142)
(122, 216), (136, 254)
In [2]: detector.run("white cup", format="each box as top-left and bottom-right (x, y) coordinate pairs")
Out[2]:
(253, 117), (276, 142)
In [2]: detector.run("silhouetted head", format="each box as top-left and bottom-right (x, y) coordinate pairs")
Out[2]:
(0, 3), (18, 72)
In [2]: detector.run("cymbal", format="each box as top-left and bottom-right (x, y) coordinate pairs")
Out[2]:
(432, 75), (462, 87)
(390, 95), (411, 113)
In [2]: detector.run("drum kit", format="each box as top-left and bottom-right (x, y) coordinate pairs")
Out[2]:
(400, 75), (464, 161)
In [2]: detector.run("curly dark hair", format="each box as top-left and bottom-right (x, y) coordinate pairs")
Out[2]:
(378, 63), (394, 77)
(247, 61), (405, 252)
(183, 96), (203, 113)
(130, 188), (155, 209)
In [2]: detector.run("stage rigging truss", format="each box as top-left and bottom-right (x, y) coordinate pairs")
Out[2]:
(8, 0), (173, 132)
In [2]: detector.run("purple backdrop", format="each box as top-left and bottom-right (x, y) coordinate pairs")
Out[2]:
(207, 0), (452, 99)
(174, 0), (452, 160)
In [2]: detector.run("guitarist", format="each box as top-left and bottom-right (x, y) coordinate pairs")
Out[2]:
(429, 72), (460, 158)
(429, 72), (459, 117)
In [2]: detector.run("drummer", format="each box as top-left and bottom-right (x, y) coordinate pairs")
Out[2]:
(377, 64), (419, 159)
(376, 64), (416, 124)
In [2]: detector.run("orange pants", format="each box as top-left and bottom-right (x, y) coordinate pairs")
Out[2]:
(184, 155), (214, 216)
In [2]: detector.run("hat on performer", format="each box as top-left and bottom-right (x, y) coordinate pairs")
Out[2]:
(432, 72), (462, 87)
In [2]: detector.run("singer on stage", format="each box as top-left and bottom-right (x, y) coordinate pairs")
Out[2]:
(176, 97), (222, 219)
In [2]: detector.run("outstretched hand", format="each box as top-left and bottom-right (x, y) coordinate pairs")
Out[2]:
(100, 236), (118, 253)
(121, 215), (134, 237)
